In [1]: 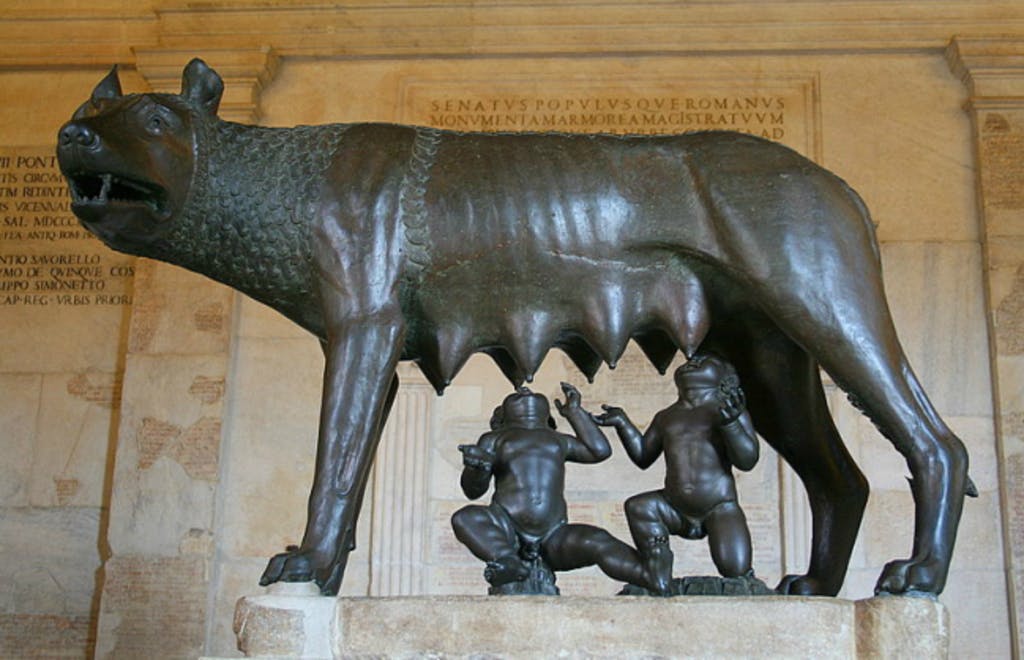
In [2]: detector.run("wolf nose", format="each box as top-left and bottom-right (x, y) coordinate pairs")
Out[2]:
(59, 122), (99, 149)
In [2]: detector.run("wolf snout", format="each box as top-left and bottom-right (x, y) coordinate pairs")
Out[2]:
(58, 122), (99, 150)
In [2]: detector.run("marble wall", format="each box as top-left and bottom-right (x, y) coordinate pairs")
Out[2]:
(0, 69), (143, 658)
(0, 5), (1020, 659)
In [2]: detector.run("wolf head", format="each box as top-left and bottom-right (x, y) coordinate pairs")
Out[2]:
(57, 59), (223, 254)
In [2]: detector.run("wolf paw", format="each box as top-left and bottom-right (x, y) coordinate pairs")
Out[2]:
(775, 574), (835, 596)
(875, 555), (946, 596)
(260, 545), (345, 596)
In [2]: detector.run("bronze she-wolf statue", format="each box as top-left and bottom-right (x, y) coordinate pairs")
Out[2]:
(57, 59), (973, 597)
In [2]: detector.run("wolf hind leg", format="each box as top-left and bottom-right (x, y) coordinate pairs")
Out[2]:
(722, 331), (868, 596)
(839, 362), (969, 595)
(748, 262), (969, 595)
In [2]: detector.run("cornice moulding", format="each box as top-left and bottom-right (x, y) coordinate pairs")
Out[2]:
(0, 16), (155, 68)
(947, 36), (1024, 101)
(1, 2), (1024, 67)
(154, 3), (1024, 56)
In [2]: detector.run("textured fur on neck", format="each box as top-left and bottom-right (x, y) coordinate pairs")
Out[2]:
(146, 117), (349, 324)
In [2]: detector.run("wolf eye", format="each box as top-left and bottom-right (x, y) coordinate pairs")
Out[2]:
(146, 114), (165, 135)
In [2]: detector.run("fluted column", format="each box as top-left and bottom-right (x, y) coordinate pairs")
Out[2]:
(368, 366), (436, 596)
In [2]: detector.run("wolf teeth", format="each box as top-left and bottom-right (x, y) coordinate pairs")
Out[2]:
(100, 174), (112, 202)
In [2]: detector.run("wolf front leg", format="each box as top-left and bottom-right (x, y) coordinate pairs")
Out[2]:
(261, 313), (405, 595)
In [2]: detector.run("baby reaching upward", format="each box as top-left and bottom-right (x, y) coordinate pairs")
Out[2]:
(596, 353), (760, 595)
(451, 383), (646, 592)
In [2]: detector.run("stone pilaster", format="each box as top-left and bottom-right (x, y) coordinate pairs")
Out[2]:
(91, 50), (277, 658)
(947, 35), (1024, 657)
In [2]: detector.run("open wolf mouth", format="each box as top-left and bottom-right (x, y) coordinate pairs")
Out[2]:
(68, 173), (169, 218)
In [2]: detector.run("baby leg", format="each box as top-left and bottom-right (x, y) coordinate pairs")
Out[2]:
(451, 504), (528, 585)
(543, 523), (646, 586)
(705, 501), (753, 578)
(624, 490), (683, 594)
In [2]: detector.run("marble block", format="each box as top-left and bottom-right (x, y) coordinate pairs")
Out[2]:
(232, 593), (948, 659)
(234, 582), (334, 659)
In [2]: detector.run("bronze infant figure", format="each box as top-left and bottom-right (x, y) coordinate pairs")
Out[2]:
(57, 58), (972, 597)
(452, 384), (648, 595)
(598, 353), (760, 595)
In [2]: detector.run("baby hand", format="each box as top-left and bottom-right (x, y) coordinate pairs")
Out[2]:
(718, 386), (746, 424)
(594, 404), (627, 426)
(458, 444), (495, 470)
(554, 381), (582, 416)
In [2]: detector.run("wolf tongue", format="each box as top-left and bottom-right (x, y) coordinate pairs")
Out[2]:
(100, 174), (112, 202)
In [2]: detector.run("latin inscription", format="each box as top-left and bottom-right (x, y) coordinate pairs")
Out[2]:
(0, 148), (133, 306)
(423, 94), (787, 139)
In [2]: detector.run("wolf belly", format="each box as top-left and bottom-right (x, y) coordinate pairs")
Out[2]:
(409, 249), (710, 392)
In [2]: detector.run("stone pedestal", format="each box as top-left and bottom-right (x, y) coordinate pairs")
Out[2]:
(230, 593), (948, 659)
(233, 583), (334, 659)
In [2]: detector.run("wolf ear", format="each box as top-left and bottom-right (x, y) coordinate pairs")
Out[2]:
(91, 65), (122, 103)
(75, 65), (123, 119)
(181, 58), (224, 116)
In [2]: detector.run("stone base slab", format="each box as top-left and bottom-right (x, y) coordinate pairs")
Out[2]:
(234, 582), (333, 659)
(232, 589), (949, 659)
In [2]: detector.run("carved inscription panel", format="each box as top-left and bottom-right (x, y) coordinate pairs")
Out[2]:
(0, 148), (133, 308)
(425, 94), (785, 139)
(0, 147), (133, 372)
(402, 75), (819, 157)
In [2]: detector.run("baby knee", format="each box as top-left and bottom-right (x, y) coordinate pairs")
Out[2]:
(625, 494), (655, 521)
(450, 505), (484, 534)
